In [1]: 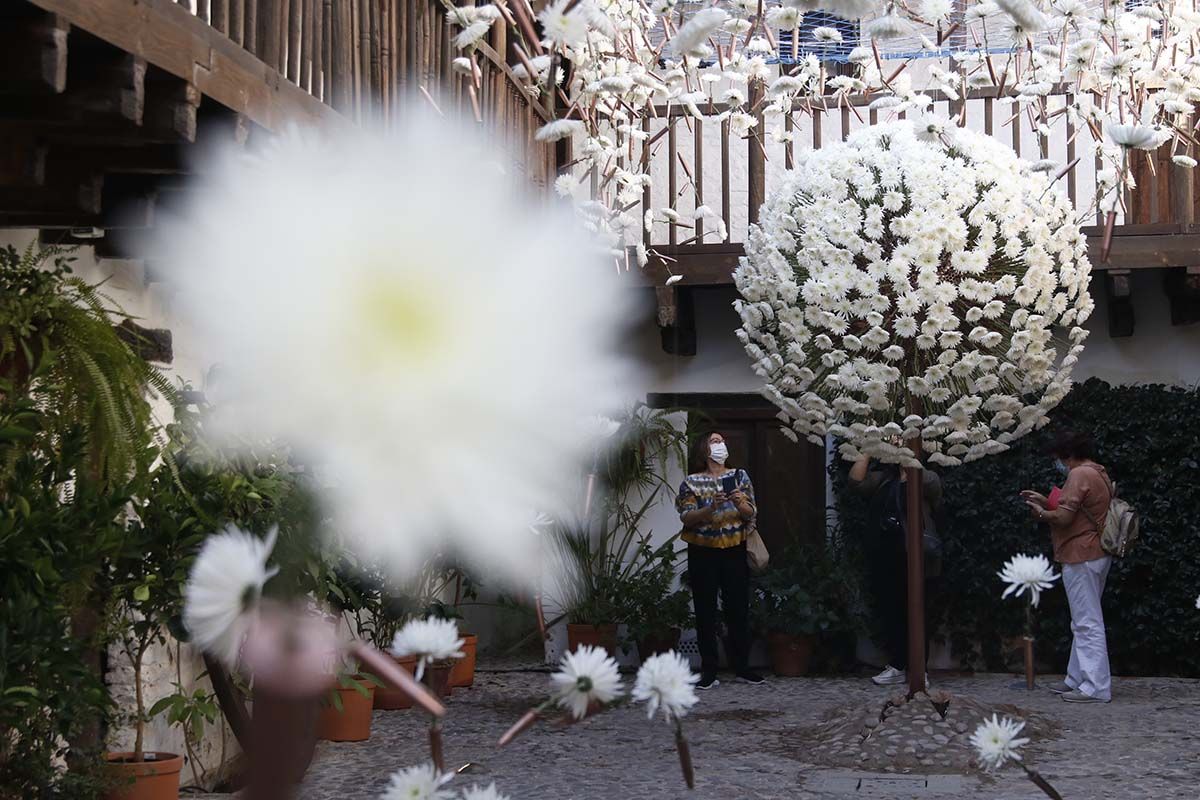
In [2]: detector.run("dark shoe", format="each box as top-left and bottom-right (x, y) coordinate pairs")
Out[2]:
(736, 671), (766, 685)
(1047, 681), (1073, 694)
(1061, 689), (1109, 704)
(697, 672), (720, 690)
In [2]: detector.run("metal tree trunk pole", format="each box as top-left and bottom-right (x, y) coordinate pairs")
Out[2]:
(905, 440), (926, 695)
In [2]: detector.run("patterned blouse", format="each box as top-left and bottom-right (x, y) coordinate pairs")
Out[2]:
(675, 468), (756, 549)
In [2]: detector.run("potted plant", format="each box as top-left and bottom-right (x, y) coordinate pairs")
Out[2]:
(315, 666), (381, 742)
(621, 542), (692, 661)
(104, 505), (199, 799)
(751, 536), (865, 677)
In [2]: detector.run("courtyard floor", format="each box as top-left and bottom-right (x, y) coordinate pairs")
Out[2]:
(199, 661), (1200, 799)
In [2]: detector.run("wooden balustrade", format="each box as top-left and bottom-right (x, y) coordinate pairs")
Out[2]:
(172, 0), (555, 186)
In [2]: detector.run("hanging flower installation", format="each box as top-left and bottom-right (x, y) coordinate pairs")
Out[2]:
(734, 121), (1092, 466)
(439, 0), (1200, 281)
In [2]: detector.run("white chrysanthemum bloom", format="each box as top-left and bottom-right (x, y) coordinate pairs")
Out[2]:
(735, 122), (1091, 466)
(538, 0), (590, 47)
(811, 25), (844, 43)
(551, 645), (623, 719)
(379, 764), (455, 800)
(156, 118), (639, 587)
(391, 617), (466, 681)
(536, 118), (586, 142)
(183, 526), (278, 668)
(632, 651), (700, 722)
(669, 8), (728, 57)
(998, 553), (1061, 607)
(460, 784), (510, 800)
(1107, 122), (1162, 150)
(970, 715), (1030, 771)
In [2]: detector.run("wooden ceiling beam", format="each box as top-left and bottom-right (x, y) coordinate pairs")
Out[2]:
(0, 8), (69, 95)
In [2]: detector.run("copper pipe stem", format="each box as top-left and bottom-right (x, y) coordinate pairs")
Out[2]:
(498, 709), (542, 747)
(350, 643), (444, 717)
(675, 723), (695, 789)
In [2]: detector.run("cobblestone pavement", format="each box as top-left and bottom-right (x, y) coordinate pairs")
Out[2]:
(196, 665), (1200, 800)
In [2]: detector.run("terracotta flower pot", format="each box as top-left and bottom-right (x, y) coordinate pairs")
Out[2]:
(374, 654), (418, 710)
(103, 752), (183, 800)
(767, 631), (814, 677)
(450, 634), (478, 688)
(315, 677), (376, 742)
(636, 628), (682, 662)
(566, 623), (618, 659)
(423, 662), (453, 698)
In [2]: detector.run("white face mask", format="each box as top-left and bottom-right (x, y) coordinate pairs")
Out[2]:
(709, 442), (729, 465)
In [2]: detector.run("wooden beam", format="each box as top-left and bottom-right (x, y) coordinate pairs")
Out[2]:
(655, 285), (697, 356)
(0, 129), (49, 186)
(24, 0), (341, 131)
(0, 39), (146, 129)
(0, 8), (69, 95)
(143, 69), (202, 143)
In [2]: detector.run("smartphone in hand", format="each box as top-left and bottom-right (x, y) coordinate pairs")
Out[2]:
(721, 475), (738, 495)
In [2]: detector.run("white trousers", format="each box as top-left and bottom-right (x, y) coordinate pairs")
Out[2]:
(1062, 556), (1113, 701)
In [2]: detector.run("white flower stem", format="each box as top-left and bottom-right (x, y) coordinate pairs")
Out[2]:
(674, 719), (695, 790)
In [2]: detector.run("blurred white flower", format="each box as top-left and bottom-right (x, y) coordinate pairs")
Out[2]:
(538, 0), (590, 48)
(460, 784), (510, 800)
(379, 764), (455, 800)
(998, 553), (1061, 607)
(551, 644), (623, 719)
(970, 715), (1030, 771)
(1173, 155), (1198, 168)
(669, 8), (728, 57)
(632, 651), (700, 722)
(183, 526), (278, 668)
(536, 119), (586, 142)
(1107, 123), (1161, 150)
(391, 617), (466, 681)
(157, 117), (638, 588)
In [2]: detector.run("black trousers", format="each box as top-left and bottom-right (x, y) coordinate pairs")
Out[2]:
(687, 543), (750, 674)
(869, 539), (935, 669)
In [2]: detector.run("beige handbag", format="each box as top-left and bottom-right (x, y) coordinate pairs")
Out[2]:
(745, 521), (769, 573)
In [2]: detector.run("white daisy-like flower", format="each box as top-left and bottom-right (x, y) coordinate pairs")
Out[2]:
(811, 25), (844, 44)
(1106, 123), (1161, 150)
(183, 526), (278, 668)
(454, 20), (492, 50)
(669, 8), (728, 57)
(391, 617), (466, 681)
(550, 645), (623, 719)
(460, 784), (510, 800)
(1195, 594), (1200, 610)
(537, 0), (590, 48)
(379, 764), (455, 800)
(632, 650), (700, 722)
(970, 715), (1030, 771)
(998, 553), (1060, 608)
(1173, 155), (1198, 168)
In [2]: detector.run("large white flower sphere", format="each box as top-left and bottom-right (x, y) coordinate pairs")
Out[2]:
(734, 121), (1093, 467)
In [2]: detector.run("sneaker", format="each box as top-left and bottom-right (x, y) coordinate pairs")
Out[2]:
(871, 666), (907, 686)
(736, 671), (766, 685)
(1061, 689), (1109, 704)
(697, 672), (720, 690)
(1047, 681), (1073, 695)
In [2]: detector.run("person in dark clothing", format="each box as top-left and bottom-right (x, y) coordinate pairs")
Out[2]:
(849, 453), (943, 687)
(676, 430), (765, 690)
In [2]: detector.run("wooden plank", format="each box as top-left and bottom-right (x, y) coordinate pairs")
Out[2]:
(1173, 117), (1196, 225)
(694, 117), (704, 240)
(748, 81), (765, 225)
(143, 71), (201, 142)
(0, 9), (69, 95)
(668, 116), (677, 247)
(245, 0), (256, 53)
(1065, 94), (1076, 206)
(259, 0), (280, 71)
(332, 0), (355, 113)
(301, 0), (313, 90)
(288, 0), (301, 81)
(25, 0), (340, 130)
(721, 117), (730, 241)
(231, 0), (244, 46)
(2, 45), (146, 130)
(213, 0), (228, 34)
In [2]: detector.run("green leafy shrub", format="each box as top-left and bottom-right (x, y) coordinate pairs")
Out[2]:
(834, 378), (1200, 677)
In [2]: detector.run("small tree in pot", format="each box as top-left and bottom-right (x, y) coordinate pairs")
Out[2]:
(620, 541), (692, 661)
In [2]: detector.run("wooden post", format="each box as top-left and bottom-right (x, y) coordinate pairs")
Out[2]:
(259, 0), (281, 72)
(332, 0), (354, 113)
(905, 439), (926, 696)
(1171, 118), (1195, 225)
(748, 80), (765, 225)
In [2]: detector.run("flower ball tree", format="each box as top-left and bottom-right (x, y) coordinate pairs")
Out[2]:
(734, 121), (1093, 694)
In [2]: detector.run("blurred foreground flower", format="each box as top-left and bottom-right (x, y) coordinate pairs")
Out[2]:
(551, 644), (623, 719)
(391, 616), (465, 681)
(460, 785), (509, 800)
(183, 525), (278, 667)
(999, 554), (1060, 608)
(158, 115), (639, 588)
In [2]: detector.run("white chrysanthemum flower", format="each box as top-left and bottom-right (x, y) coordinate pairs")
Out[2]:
(811, 25), (844, 43)
(157, 118), (638, 587)
(998, 553), (1061, 607)
(538, 0), (590, 47)
(1174, 155), (1198, 168)
(454, 20), (492, 49)
(183, 526), (278, 668)
(379, 764), (455, 800)
(669, 8), (728, 57)
(460, 784), (510, 800)
(551, 645), (623, 719)
(632, 651), (700, 722)
(970, 715), (1030, 771)
(391, 617), (466, 681)
(1106, 123), (1162, 150)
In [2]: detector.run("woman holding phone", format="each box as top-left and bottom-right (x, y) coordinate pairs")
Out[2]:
(676, 431), (764, 689)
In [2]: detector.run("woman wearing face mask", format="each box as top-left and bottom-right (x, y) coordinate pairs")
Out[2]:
(676, 431), (764, 690)
(1021, 430), (1114, 704)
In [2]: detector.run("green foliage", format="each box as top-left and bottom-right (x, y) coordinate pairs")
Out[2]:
(546, 404), (691, 627)
(750, 532), (869, 640)
(619, 541), (692, 647)
(833, 378), (1200, 677)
